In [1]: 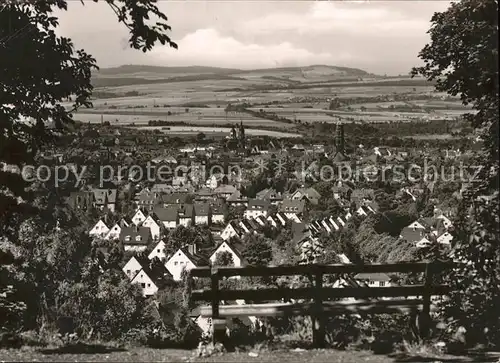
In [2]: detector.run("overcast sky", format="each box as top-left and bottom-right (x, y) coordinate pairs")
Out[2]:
(55, 1), (453, 75)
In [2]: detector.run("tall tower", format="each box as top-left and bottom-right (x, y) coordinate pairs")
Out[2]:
(238, 121), (246, 149)
(335, 123), (345, 154)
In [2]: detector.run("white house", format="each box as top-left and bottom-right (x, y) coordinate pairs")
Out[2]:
(244, 199), (270, 220)
(210, 241), (242, 267)
(356, 207), (368, 217)
(205, 175), (219, 190)
(194, 203), (211, 226)
(190, 309), (212, 338)
(354, 272), (392, 287)
(336, 217), (346, 227)
(132, 209), (147, 226)
(148, 240), (167, 261)
(165, 247), (199, 281)
(221, 222), (241, 241)
(437, 231), (453, 245)
(122, 256), (146, 280)
(276, 213), (287, 226)
(131, 268), (159, 296)
(254, 215), (266, 226)
(416, 236), (432, 248)
(407, 221), (426, 230)
(153, 206), (178, 229)
(328, 217), (340, 231)
(104, 223), (122, 241)
(266, 215), (277, 227)
(436, 214), (453, 230)
(142, 215), (161, 241)
(211, 205), (225, 224)
(321, 219), (332, 233)
(89, 219), (109, 238)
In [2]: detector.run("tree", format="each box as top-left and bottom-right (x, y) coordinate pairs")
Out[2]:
(213, 251), (234, 267)
(1, 0), (177, 335)
(242, 235), (273, 266)
(196, 132), (206, 143)
(412, 0), (499, 346)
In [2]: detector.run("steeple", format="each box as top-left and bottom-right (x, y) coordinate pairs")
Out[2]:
(335, 122), (345, 154)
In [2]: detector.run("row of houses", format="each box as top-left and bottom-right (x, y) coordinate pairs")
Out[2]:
(399, 214), (454, 247)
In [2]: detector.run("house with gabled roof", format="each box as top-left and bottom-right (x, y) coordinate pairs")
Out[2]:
(178, 204), (194, 227)
(122, 255), (149, 280)
(328, 217), (340, 231)
(131, 263), (171, 296)
(148, 240), (167, 261)
(104, 222), (122, 241)
(165, 245), (208, 281)
(275, 212), (287, 226)
(244, 199), (270, 219)
(290, 187), (321, 205)
(89, 219), (110, 238)
(211, 203), (226, 224)
(131, 209), (148, 226)
(194, 203), (211, 225)
(153, 205), (178, 229)
(92, 188), (117, 212)
(279, 199), (305, 223)
(215, 185), (238, 200)
(436, 231), (453, 245)
(400, 220), (427, 243)
(266, 215), (278, 227)
(253, 215), (266, 226)
(239, 220), (252, 234)
(142, 214), (162, 241)
(416, 236), (432, 248)
(256, 188), (283, 204)
(221, 221), (243, 241)
(68, 191), (94, 211)
(354, 272), (392, 287)
(226, 190), (248, 206)
(120, 225), (151, 252)
(210, 241), (244, 268)
(356, 206), (368, 217)
(162, 192), (190, 206)
(135, 191), (162, 212)
(195, 187), (216, 202)
(151, 183), (174, 194)
(436, 214), (453, 230)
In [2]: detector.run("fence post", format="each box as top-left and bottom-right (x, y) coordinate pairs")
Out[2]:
(312, 266), (325, 348)
(211, 267), (225, 345)
(419, 262), (433, 339)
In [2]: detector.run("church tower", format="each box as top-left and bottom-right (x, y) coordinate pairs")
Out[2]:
(238, 121), (246, 149)
(335, 123), (345, 154)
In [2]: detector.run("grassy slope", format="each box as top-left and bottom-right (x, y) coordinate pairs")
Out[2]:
(1, 347), (497, 363)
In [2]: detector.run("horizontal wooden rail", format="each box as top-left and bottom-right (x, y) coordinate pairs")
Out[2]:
(191, 284), (451, 302)
(189, 261), (452, 278)
(198, 298), (437, 317)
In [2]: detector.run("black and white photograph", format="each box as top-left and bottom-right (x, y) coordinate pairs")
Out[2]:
(0, 0), (499, 362)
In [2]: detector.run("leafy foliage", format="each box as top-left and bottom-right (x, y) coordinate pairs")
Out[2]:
(0, 0), (177, 340)
(412, 0), (500, 346)
(213, 251), (235, 267)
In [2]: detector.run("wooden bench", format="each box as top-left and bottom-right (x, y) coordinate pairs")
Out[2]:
(189, 261), (451, 347)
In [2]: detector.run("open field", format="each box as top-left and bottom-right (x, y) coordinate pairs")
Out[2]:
(82, 64), (470, 134)
(135, 126), (302, 138)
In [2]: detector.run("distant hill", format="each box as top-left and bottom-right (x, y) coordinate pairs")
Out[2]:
(94, 64), (242, 76)
(92, 64), (374, 87)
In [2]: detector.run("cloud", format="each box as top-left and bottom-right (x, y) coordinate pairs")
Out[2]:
(241, 2), (431, 37)
(149, 28), (355, 69)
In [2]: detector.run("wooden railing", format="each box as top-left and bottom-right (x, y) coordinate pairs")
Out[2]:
(189, 261), (452, 347)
